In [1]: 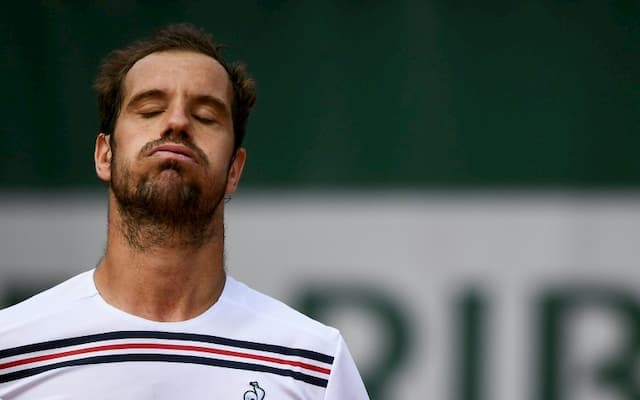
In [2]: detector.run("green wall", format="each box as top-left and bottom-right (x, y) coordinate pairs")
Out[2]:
(2, 1), (638, 189)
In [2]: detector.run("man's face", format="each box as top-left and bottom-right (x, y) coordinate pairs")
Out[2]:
(95, 50), (245, 243)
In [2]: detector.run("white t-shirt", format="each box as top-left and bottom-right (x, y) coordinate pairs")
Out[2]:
(0, 270), (369, 399)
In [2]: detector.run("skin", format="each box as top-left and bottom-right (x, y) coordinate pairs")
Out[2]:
(93, 50), (246, 322)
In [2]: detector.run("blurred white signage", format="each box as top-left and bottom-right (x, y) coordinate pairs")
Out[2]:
(2, 190), (640, 400)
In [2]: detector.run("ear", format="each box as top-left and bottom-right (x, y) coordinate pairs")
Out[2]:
(225, 148), (246, 195)
(95, 133), (112, 182)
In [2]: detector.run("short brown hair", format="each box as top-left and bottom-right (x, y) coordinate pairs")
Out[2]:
(93, 23), (256, 151)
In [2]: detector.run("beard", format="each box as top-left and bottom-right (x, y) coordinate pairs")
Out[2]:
(110, 148), (227, 250)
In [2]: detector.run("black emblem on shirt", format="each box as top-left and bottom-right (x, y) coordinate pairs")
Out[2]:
(243, 381), (265, 400)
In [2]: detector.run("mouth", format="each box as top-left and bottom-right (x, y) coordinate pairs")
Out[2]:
(149, 143), (198, 164)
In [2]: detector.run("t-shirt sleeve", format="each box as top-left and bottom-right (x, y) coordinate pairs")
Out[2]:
(323, 334), (370, 400)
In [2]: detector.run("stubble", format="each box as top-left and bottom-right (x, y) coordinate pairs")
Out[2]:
(109, 141), (226, 250)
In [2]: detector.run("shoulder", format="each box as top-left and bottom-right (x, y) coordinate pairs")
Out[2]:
(221, 278), (370, 398)
(0, 270), (97, 331)
(221, 276), (341, 346)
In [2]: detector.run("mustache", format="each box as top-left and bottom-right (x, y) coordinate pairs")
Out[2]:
(138, 138), (209, 166)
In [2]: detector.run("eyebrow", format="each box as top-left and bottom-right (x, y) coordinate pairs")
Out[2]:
(192, 94), (230, 116)
(125, 89), (168, 110)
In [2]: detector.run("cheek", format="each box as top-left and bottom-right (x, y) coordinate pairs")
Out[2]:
(115, 117), (156, 148)
(113, 132), (150, 162)
(199, 135), (235, 163)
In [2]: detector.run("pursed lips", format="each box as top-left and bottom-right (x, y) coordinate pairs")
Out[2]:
(149, 143), (198, 163)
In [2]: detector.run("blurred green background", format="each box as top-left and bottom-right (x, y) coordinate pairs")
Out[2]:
(2, 3), (640, 399)
(3, 0), (638, 190)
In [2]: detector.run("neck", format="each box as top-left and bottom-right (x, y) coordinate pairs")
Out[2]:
(94, 195), (226, 322)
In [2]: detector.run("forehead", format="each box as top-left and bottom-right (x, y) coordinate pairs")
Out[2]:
(123, 50), (232, 105)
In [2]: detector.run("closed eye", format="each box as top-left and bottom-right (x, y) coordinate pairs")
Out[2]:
(140, 110), (164, 118)
(193, 114), (216, 124)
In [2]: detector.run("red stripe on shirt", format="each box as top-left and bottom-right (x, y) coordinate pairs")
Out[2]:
(0, 343), (331, 375)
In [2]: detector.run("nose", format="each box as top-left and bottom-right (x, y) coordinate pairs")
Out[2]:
(163, 104), (191, 141)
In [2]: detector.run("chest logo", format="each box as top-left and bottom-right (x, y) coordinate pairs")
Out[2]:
(243, 381), (266, 400)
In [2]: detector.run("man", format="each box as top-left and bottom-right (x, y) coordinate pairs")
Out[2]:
(0, 24), (369, 399)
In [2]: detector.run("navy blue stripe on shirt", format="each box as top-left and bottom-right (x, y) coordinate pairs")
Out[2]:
(0, 330), (334, 364)
(0, 353), (329, 387)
